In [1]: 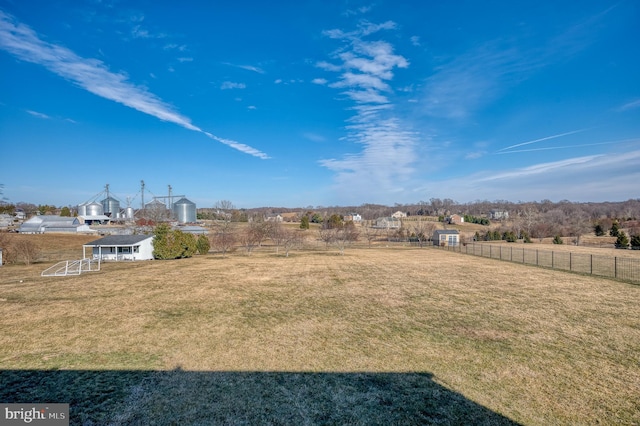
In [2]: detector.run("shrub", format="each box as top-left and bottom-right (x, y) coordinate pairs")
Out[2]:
(153, 224), (197, 259)
(630, 234), (640, 250)
(196, 234), (210, 255)
(552, 235), (563, 245)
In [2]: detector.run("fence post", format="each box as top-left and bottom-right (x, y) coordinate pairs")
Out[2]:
(615, 257), (617, 279)
(552, 251), (554, 269)
(536, 249), (538, 266)
(590, 254), (593, 275)
(570, 252), (572, 272)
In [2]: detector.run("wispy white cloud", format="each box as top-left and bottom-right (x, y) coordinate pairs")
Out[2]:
(131, 24), (167, 39)
(0, 10), (268, 159)
(25, 109), (50, 119)
(420, 8), (610, 119)
(176, 57), (193, 63)
(311, 78), (327, 85)
(618, 99), (640, 111)
(220, 81), (246, 90)
(164, 43), (187, 51)
(422, 150), (640, 202)
(223, 62), (265, 74)
(410, 36), (420, 47)
(203, 132), (269, 159)
(302, 132), (326, 143)
(318, 21), (419, 202)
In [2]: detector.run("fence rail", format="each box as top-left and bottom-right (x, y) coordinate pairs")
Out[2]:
(435, 243), (640, 283)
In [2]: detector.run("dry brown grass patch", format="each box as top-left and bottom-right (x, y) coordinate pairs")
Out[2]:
(0, 238), (639, 424)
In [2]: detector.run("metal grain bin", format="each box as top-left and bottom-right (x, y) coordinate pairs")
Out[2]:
(172, 197), (196, 223)
(86, 202), (104, 216)
(101, 197), (120, 216)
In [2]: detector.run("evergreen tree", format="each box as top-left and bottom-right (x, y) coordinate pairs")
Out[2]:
(594, 223), (605, 236)
(610, 221), (620, 237)
(615, 231), (629, 249)
(553, 235), (563, 244)
(630, 234), (640, 250)
(300, 215), (310, 229)
(60, 206), (71, 217)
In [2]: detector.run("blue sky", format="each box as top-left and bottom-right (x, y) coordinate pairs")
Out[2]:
(1, 0), (639, 209)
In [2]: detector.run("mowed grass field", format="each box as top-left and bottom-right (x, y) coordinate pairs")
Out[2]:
(1, 234), (639, 425)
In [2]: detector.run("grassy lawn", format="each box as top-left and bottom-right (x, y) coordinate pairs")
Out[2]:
(1, 237), (639, 424)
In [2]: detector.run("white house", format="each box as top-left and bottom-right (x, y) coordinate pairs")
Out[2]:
(391, 211), (407, 219)
(489, 210), (509, 220)
(433, 229), (460, 247)
(83, 235), (154, 261)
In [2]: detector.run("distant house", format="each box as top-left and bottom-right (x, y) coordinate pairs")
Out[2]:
(375, 217), (401, 229)
(265, 214), (283, 222)
(447, 214), (464, 225)
(433, 229), (460, 247)
(489, 210), (509, 220)
(391, 211), (407, 219)
(344, 213), (362, 223)
(18, 215), (94, 234)
(280, 212), (299, 222)
(83, 235), (154, 261)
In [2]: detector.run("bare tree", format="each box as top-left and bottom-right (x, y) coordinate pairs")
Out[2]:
(333, 224), (359, 255)
(282, 229), (304, 257)
(13, 239), (40, 265)
(360, 225), (379, 248)
(411, 220), (436, 248)
(268, 222), (287, 254)
(238, 225), (260, 256)
(209, 220), (236, 258)
(318, 228), (335, 250)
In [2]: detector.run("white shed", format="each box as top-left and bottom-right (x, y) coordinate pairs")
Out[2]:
(83, 235), (154, 261)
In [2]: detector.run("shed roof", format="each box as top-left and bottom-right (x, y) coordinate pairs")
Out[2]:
(434, 229), (459, 235)
(85, 235), (153, 246)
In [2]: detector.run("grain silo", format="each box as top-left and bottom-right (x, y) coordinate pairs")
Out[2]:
(172, 198), (196, 223)
(124, 206), (135, 220)
(77, 202), (88, 216)
(86, 202), (104, 216)
(101, 197), (120, 216)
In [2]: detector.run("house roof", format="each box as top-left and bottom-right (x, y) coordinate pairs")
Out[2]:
(434, 229), (459, 235)
(85, 235), (153, 246)
(24, 215), (79, 224)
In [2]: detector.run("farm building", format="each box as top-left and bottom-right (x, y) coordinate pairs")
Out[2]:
(18, 215), (94, 234)
(83, 235), (154, 261)
(0, 214), (14, 229)
(433, 229), (460, 247)
(391, 211), (407, 218)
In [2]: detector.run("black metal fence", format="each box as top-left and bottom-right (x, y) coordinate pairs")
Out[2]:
(435, 242), (640, 284)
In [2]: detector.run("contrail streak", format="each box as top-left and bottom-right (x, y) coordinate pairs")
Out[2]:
(497, 128), (590, 152)
(495, 139), (632, 154)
